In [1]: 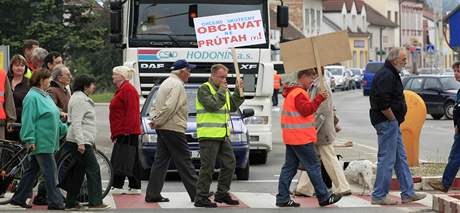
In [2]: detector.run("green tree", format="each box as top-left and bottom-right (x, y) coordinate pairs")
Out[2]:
(0, 0), (121, 90)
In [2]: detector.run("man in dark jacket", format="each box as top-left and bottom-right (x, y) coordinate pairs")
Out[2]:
(369, 48), (425, 205)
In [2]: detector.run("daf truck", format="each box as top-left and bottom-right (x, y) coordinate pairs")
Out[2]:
(110, 0), (289, 164)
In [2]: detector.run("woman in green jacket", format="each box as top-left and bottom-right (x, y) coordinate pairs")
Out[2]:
(10, 68), (68, 210)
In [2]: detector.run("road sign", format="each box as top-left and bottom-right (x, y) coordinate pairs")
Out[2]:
(426, 44), (435, 54)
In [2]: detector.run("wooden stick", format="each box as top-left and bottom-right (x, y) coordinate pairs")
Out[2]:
(231, 47), (243, 96)
(312, 38), (325, 91)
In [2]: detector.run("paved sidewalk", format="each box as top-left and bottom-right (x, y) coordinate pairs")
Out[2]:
(0, 191), (433, 211)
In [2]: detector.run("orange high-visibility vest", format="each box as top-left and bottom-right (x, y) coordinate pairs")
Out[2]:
(274, 74), (281, 90)
(281, 87), (316, 145)
(0, 69), (7, 120)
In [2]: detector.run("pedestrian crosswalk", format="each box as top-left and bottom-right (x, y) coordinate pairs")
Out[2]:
(0, 191), (432, 211)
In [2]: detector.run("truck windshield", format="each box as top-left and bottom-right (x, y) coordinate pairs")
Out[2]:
(131, 0), (268, 48)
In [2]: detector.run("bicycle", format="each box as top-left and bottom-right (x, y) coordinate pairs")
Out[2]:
(0, 138), (113, 205)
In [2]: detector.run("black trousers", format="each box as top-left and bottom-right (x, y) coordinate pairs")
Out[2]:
(111, 135), (142, 189)
(145, 130), (197, 201)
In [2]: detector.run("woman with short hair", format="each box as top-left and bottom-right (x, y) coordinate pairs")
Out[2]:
(64, 74), (109, 210)
(10, 68), (67, 210)
(7, 54), (30, 141)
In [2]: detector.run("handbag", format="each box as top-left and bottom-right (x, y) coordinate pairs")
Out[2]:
(110, 136), (137, 177)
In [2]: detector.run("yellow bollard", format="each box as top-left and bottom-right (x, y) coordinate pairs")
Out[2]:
(400, 90), (427, 167)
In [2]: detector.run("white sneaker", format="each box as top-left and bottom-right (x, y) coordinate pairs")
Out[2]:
(126, 188), (142, 195)
(110, 187), (126, 195)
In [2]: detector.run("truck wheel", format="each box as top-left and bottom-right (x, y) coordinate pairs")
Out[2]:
(250, 151), (267, 165)
(235, 163), (249, 180)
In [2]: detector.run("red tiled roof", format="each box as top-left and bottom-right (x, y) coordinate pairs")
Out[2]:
(323, 0), (364, 13)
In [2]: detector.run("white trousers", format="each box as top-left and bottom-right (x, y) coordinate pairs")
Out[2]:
(295, 144), (350, 196)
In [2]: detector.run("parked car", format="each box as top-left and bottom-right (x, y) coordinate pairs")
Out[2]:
(349, 68), (363, 89)
(418, 67), (442, 75)
(325, 65), (352, 91)
(139, 85), (254, 180)
(362, 61), (384, 96)
(402, 75), (459, 120)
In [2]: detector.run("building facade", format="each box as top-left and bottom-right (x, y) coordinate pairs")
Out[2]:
(323, 0), (370, 68)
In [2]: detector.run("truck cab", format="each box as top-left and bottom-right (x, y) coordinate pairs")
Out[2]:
(110, 0), (289, 164)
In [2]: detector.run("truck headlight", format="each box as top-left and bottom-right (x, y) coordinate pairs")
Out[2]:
(142, 134), (157, 143)
(243, 116), (269, 125)
(229, 133), (246, 143)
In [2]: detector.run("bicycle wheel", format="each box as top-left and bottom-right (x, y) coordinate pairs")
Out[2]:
(0, 144), (26, 205)
(57, 148), (113, 203)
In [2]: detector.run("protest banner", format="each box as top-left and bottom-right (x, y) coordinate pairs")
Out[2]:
(194, 10), (266, 95)
(280, 31), (352, 90)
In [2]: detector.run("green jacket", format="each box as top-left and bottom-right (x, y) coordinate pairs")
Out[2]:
(20, 87), (68, 155)
(196, 80), (244, 140)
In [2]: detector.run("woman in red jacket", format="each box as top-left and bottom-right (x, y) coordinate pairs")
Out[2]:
(109, 66), (142, 195)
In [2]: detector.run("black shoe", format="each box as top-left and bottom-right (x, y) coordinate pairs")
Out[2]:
(145, 196), (170, 203)
(214, 195), (239, 205)
(319, 194), (342, 207)
(194, 199), (217, 208)
(9, 200), (32, 209)
(276, 200), (300, 207)
(33, 196), (48, 205)
(48, 205), (65, 210)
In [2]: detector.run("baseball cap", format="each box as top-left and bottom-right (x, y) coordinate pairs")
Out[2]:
(170, 59), (196, 70)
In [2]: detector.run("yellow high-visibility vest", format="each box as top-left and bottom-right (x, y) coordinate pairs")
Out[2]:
(196, 82), (231, 139)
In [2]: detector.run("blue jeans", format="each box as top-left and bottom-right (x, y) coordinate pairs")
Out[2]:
(372, 120), (415, 200)
(11, 153), (64, 207)
(442, 133), (460, 188)
(276, 143), (330, 204)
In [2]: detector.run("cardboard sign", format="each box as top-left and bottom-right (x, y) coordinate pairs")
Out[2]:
(194, 10), (266, 49)
(280, 31), (352, 74)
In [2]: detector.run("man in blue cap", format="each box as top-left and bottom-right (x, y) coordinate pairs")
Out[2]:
(145, 59), (198, 203)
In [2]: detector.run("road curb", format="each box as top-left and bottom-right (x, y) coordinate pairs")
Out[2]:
(390, 176), (460, 191)
(432, 194), (460, 213)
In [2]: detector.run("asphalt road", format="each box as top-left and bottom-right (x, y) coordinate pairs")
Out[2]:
(94, 88), (453, 194)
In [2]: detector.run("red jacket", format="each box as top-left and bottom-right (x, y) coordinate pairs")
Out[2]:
(282, 83), (325, 117)
(109, 81), (141, 139)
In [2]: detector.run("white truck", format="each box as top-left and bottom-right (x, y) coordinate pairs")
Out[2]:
(109, 0), (289, 164)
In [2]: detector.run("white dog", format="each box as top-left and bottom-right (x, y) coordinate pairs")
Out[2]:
(340, 158), (376, 195)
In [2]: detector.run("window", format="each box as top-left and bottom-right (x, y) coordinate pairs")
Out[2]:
(353, 51), (357, 67)
(311, 9), (315, 32)
(343, 14), (346, 29)
(395, 11), (398, 24)
(409, 78), (423, 91)
(387, 11), (391, 20)
(317, 10), (321, 33)
(354, 40), (365, 48)
(423, 78), (441, 90)
(404, 79), (413, 89)
(360, 51), (364, 68)
(305, 9), (310, 33)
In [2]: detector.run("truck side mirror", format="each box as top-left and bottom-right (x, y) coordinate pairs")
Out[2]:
(189, 4), (198, 27)
(110, 0), (123, 44)
(277, 5), (289, 28)
(110, 10), (122, 43)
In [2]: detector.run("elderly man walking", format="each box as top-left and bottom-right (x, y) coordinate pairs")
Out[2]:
(145, 59), (198, 203)
(194, 64), (244, 208)
(369, 48), (425, 205)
